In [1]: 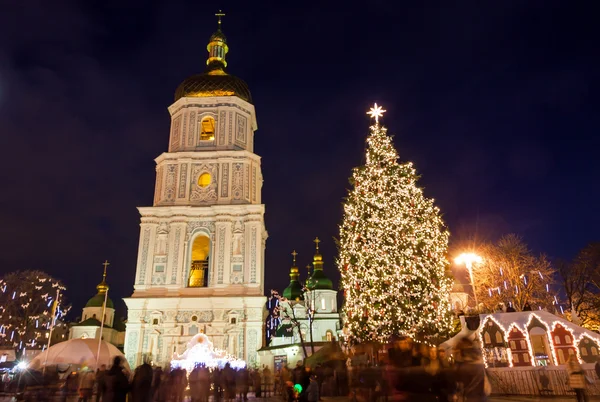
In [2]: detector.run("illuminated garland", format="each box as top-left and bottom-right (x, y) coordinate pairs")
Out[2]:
(338, 114), (452, 345)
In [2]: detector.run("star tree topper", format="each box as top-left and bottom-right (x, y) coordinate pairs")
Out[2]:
(367, 103), (386, 123)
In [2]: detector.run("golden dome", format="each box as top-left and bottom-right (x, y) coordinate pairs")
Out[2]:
(96, 280), (109, 294)
(174, 14), (252, 104)
(174, 72), (252, 103)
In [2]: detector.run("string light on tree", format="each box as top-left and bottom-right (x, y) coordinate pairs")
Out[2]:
(339, 103), (453, 345)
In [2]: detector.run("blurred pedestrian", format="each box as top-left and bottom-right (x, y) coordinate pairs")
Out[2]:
(78, 368), (95, 402)
(567, 355), (588, 402)
(454, 337), (487, 402)
(306, 375), (319, 402)
(95, 365), (107, 402)
(131, 362), (153, 402)
(103, 357), (130, 402)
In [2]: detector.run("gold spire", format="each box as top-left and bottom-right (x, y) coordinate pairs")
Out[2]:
(96, 260), (110, 294)
(313, 237), (323, 266)
(206, 10), (229, 72)
(289, 250), (300, 281)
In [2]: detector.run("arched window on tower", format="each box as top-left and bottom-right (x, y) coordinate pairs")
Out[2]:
(189, 235), (210, 287)
(200, 116), (215, 141)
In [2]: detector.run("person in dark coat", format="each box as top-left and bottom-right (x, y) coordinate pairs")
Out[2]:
(455, 338), (487, 402)
(131, 362), (153, 402)
(103, 356), (130, 402)
(95, 365), (107, 402)
(306, 375), (319, 402)
(152, 367), (163, 400)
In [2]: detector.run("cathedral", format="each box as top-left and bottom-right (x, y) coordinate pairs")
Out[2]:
(124, 15), (267, 368)
(70, 265), (126, 349)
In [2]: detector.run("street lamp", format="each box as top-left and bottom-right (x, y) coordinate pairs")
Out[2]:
(455, 253), (483, 312)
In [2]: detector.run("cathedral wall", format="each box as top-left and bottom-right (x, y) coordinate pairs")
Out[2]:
(167, 100), (256, 154)
(152, 151), (262, 207)
(123, 296), (265, 369)
(82, 306), (115, 327)
(132, 205), (266, 295)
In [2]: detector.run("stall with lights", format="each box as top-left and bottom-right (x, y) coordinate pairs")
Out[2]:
(444, 311), (600, 368)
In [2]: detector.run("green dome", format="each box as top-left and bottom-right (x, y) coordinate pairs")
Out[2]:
(85, 293), (114, 309)
(283, 280), (304, 301)
(309, 269), (333, 290)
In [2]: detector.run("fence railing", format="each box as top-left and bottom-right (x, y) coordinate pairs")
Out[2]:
(487, 367), (600, 396)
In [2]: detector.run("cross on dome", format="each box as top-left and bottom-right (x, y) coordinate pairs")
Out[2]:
(291, 250), (298, 264)
(313, 237), (321, 251)
(215, 10), (225, 28)
(102, 260), (110, 277)
(367, 103), (386, 123)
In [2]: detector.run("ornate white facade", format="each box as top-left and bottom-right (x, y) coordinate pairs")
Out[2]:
(124, 21), (267, 369)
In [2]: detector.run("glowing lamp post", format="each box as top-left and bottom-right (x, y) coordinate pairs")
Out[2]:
(455, 253), (483, 312)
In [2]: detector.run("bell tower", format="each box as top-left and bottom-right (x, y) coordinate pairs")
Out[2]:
(124, 12), (267, 369)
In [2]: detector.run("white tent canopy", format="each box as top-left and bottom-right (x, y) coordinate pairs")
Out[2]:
(28, 339), (129, 371)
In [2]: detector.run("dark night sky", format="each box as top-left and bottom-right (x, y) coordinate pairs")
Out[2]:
(0, 1), (598, 318)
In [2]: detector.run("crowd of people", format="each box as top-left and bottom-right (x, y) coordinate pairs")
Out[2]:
(5, 337), (597, 402)
(345, 336), (489, 402)
(0, 339), (488, 402)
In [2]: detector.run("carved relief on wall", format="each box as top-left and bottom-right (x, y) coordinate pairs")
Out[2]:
(138, 228), (151, 285)
(252, 166), (257, 202)
(230, 220), (244, 284)
(181, 111), (187, 150)
(165, 164), (178, 202)
(250, 227), (257, 284)
(236, 114), (247, 144)
(170, 115), (182, 151)
(248, 329), (258, 366)
(175, 310), (214, 323)
(151, 274), (166, 285)
(154, 166), (164, 205)
(187, 111), (196, 147)
(155, 223), (169, 255)
(228, 112), (233, 144)
(166, 311), (177, 321)
(217, 226), (226, 284)
(190, 163), (218, 203)
(232, 163), (244, 200)
(221, 163), (229, 198)
(170, 227), (182, 284)
(187, 221), (216, 235)
(178, 164), (188, 198)
(218, 111), (226, 145)
(244, 164), (250, 200)
(125, 330), (139, 368)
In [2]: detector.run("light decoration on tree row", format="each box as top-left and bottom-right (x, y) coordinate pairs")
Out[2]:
(484, 267), (553, 309)
(339, 104), (453, 345)
(477, 311), (598, 368)
(0, 273), (69, 355)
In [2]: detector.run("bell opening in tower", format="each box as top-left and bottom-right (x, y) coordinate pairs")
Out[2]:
(189, 235), (210, 287)
(200, 116), (215, 141)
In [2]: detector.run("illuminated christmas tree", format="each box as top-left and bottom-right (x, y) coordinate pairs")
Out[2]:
(338, 104), (453, 345)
